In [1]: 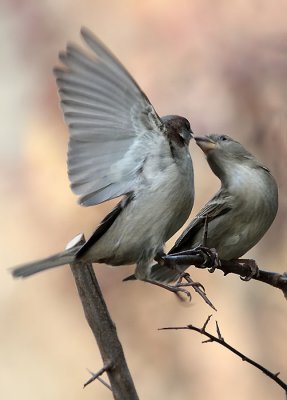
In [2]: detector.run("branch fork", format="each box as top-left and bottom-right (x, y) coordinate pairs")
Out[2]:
(160, 316), (287, 397)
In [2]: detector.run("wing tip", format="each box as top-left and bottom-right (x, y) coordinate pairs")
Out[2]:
(80, 26), (98, 48)
(80, 26), (91, 40)
(58, 50), (68, 65)
(53, 66), (65, 77)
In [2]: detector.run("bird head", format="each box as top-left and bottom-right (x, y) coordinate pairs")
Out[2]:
(195, 134), (255, 180)
(162, 115), (193, 146)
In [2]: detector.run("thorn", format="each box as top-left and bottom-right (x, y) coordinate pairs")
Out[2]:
(83, 362), (112, 388)
(202, 315), (212, 332)
(216, 321), (224, 341)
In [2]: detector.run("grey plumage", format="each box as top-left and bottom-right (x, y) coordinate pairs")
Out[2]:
(11, 28), (194, 279)
(150, 134), (278, 283)
(11, 246), (81, 278)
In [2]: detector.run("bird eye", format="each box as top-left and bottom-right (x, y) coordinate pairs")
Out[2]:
(220, 135), (228, 141)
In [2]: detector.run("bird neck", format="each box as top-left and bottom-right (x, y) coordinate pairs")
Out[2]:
(221, 162), (266, 194)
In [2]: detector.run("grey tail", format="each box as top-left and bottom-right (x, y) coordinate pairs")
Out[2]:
(148, 263), (181, 284)
(11, 245), (81, 278)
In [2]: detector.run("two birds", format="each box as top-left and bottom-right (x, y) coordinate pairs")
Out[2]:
(11, 28), (278, 284)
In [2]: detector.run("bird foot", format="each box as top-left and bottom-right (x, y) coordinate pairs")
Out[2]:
(192, 245), (221, 272)
(173, 272), (217, 310)
(176, 272), (205, 291)
(236, 259), (259, 281)
(141, 278), (193, 301)
(125, 272), (216, 309)
(123, 269), (193, 301)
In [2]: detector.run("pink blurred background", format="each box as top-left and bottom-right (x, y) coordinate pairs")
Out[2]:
(1, 1), (287, 399)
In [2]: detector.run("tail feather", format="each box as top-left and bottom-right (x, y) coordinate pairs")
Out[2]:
(11, 245), (81, 278)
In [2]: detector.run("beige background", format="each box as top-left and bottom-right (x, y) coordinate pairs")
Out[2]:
(1, 1), (287, 399)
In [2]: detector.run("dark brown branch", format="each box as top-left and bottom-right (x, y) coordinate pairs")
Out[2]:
(160, 250), (287, 299)
(67, 234), (139, 400)
(160, 316), (287, 396)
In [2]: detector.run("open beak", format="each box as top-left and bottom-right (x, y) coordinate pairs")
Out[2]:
(195, 135), (217, 153)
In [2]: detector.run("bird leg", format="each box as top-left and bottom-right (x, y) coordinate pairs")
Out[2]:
(141, 275), (216, 309)
(235, 258), (259, 281)
(140, 277), (194, 301)
(151, 252), (217, 309)
(123, 253), (199, 301)
(174, 273), (217, 310)
(123, 252), (216, 308)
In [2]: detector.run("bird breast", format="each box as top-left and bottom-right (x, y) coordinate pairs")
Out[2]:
(85, 140), (194, 266)
(217, 163), (278, 259)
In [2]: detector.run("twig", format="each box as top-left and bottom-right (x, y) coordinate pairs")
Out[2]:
(161, 250), (287, 299)
(160, 316), (287, 397)
(66, 234), (139, 400)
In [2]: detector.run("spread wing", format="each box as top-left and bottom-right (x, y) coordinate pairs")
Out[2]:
(170, 190), (232, 254)
(54, 27), (164, 206)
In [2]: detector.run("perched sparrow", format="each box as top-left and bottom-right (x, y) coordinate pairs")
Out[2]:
(12, 28), (194, 280)
(149, 134), (278, 283)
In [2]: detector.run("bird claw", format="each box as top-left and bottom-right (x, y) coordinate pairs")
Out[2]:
(176, 272), (206, 292)
(193, 245), (220, 272)
(141, 271), (216, 310)
(141, 278), (192, 301)
(238, 259), (259, 281)
(173, 271), (217, 311)
(174, 287), (192, 302)
(160, 272), (206, 302)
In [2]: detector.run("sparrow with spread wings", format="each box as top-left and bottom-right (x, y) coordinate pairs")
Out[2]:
(12, 28), (194, 282)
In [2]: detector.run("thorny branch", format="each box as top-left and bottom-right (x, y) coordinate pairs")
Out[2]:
(160, 249), (287, 299)
(160, 316), (287, 398)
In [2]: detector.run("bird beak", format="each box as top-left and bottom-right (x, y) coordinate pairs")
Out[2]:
(195, 136), (216, 153)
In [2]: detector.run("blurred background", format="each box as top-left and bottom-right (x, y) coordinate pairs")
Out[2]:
(1, 1), (287, 399)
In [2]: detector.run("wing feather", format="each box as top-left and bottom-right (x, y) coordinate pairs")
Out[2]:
(170, 190), (232, 254)
(54, 28), (164, 206)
